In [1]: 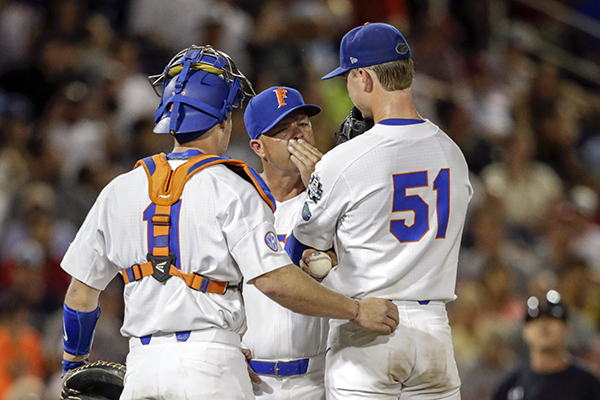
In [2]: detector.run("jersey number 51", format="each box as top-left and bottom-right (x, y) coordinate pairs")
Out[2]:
(391, 169), (449, 243)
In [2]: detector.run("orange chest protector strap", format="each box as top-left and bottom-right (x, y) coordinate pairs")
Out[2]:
(121, 152), (276, 294)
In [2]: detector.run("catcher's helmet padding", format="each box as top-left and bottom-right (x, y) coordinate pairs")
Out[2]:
(150, 45), (254, 143)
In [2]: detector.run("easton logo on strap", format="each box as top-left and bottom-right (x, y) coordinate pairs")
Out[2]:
(155, 260), (168, 273)
(121, 152), (275, 293)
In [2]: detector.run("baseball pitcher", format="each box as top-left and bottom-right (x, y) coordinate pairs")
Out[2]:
(287, 23), (474, 399)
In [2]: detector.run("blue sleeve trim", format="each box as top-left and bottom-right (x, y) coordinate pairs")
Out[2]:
(285, 232), (310, 266)
(63, 303), (101, 356)
(378, 118), (426, 126)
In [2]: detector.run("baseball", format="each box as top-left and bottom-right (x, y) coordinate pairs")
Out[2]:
(307, 252), (332, 278)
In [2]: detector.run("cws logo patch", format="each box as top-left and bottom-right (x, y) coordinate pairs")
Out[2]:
(308, 174), (323, 203)
(302, 202), (312, 221)
(265, 231), (279, 252)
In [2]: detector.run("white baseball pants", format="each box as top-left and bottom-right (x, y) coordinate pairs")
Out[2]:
(252, 369), (325, 400)
(325, 300), (461, 400)
(121, 329), (254, 400)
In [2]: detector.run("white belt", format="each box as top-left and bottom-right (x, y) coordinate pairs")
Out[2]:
(129, 329), (241, 349)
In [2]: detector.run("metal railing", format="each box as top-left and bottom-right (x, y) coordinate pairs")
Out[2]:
(490, 0), (600, 86)
(516, 0), (600, 39)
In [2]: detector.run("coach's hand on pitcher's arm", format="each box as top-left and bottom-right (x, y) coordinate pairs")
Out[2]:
(252, 264), (399, 334)
(350, 298), (399, 334)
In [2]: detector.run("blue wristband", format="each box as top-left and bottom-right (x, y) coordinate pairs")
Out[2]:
(285, 232), (310, 266)
(62, 358), (89, 374)
(63, 303), (101, 356)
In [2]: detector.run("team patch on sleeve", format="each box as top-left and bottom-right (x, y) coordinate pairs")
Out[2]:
(302, 202), (312, 221)
(308, 174), (323, 204)
(264, 231), (279, 252)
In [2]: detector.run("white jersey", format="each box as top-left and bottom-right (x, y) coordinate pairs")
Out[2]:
(293, 120), (473, 301)
(61, 155), (293, 338)
(243, 193), (328, 359)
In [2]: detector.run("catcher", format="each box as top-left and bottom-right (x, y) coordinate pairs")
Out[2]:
(58, 105), (374, 400)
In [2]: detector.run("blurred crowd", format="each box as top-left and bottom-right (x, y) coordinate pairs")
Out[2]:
(0, 0), (599, 399)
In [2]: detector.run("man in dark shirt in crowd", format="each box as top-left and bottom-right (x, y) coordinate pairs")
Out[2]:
(493, 290), (600, 400)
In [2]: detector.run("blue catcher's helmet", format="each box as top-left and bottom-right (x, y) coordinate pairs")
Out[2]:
(149, 45), (255, 143)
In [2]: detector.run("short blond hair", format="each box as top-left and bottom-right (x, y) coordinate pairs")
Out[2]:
(352, 58), (414, 91)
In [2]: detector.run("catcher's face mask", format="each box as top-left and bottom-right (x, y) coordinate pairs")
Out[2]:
(149, 45), (255, 143)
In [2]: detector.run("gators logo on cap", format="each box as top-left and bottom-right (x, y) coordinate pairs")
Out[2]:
(308, 175), (323, 204)
(396, 43), (409, 55)
(265, 231), (279, 252)
(273, 88), (288, 108)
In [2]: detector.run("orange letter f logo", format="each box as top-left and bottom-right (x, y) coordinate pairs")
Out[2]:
(273, 88), (288, 108)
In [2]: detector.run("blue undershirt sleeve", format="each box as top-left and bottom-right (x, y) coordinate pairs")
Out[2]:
(285, 232), (310, 266)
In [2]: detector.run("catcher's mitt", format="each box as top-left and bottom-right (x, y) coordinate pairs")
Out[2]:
(61, 361), (126, 400)
(334, 106), (374, 146)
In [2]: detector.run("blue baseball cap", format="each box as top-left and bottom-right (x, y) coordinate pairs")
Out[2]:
(322, 22), (411, 80)
(244, 86), (321, 139)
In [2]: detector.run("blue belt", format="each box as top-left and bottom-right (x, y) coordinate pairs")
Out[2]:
(388, 300), (431, 305)
(140, 330), (191, 345)
(248, 359), (310, 377)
